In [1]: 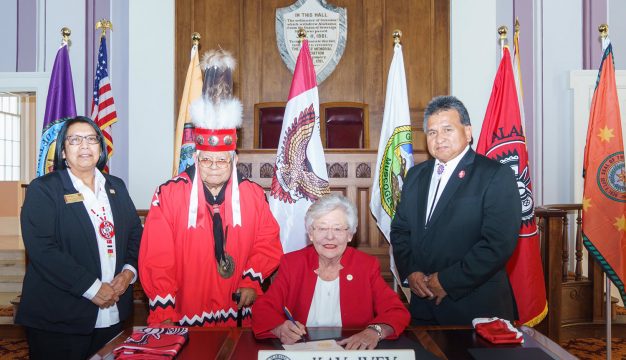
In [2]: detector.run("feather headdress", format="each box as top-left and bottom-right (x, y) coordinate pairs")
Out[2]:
(190, 49), (242, 148)
(187, 49), (242, 228)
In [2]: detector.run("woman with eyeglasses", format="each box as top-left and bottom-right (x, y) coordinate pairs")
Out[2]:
(17, 116), (142, 359)
(252, 194), (410, 350)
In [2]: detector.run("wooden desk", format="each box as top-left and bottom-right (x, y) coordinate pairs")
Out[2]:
(92, 326), (575, 360)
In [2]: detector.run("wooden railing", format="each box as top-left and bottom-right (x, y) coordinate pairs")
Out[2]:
(535, 204), (610, 343)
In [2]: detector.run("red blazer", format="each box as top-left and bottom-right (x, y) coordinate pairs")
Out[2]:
(252, 246), (410, 339)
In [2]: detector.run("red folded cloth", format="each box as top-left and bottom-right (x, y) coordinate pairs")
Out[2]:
(472, 317), (524, 344)
(114, 326), (189, 359)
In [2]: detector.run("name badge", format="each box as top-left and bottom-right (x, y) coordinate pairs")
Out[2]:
(64, 193), (84, 204)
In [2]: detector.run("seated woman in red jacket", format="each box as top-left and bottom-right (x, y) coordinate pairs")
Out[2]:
(252, 194), (410, 349)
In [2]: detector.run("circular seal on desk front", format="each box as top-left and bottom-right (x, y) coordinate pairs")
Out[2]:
(266, 355), (291, 360)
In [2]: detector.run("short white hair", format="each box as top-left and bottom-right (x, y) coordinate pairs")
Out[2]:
(305, 194), (358, 235)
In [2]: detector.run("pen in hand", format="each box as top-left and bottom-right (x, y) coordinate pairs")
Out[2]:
(283, 306), (306, 342)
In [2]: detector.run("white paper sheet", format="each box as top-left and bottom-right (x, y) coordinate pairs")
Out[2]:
(282, 339), (345, 351)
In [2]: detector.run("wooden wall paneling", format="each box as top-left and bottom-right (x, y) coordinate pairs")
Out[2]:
(259, 0), (295, 101)
(175, 0), (194, 125)
(241, 0), (263, 148)
(432, 0), (450, 100)
(362, 0), (385, 151)
(176, 0), (449, 150)
(356, 186), (375, 248)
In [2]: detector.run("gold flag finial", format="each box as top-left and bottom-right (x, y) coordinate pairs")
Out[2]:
(599, 24), (609, 39)
(192, 32), (201, 47)
(498, 25), (508, 41)
(297, 28), (306, 43)
(61, 27), (71, 44)
(515, 17), (520, 34)
(96, 19), (113, 38)
(393, 29), (402, 45)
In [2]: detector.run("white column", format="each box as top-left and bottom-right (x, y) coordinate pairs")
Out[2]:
(609, 0), (626, 69)
(540, 0), (583, 205)
(45, 0), (86, 114)
(450, 0), (498, 143)
(0, 0), (17, 72)
(127, 0), (175, 208)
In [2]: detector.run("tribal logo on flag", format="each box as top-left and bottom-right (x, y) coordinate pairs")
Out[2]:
(91, 35), (118, 172)
(36, 43), (76, 177)
(487, 135), (535, 227)
(377, 125), (413, 216)
(271, 103), (329, 203)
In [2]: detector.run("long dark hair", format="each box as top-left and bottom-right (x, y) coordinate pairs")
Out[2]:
(53, 116), (108, 171)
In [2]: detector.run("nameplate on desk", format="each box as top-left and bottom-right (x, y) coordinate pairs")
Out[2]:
(258, 349), (415, 360)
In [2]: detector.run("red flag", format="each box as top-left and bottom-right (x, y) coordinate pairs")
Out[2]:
(582, 38), (626, 303)
(268, 40), (330, 253)
(476, 47), (547, 326)
(91, 35), (118, 173)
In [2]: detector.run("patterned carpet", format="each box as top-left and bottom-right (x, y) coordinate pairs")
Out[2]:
(0, 304), (13, 317)
(0, 339), (27, 360)
(561, 337), (626, 359)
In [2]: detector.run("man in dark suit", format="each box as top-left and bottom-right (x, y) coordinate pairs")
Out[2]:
(390, 96), (521, 325)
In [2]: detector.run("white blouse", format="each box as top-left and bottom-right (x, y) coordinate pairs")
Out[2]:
(306, 276), (342, 327)
(69, 169), (136, 328)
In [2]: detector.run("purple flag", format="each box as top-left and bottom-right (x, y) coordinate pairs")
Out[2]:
(36, 43), (77, 176)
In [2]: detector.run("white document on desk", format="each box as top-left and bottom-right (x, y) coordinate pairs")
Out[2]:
(282, 339), (344, 351)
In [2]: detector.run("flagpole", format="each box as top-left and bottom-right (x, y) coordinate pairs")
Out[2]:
(391, 28), (402, 294)
(597, 23), (612, 360)
(497, 25), (508, 59)
(597, 22), (612, 360)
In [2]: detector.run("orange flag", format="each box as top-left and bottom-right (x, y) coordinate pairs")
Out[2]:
(476, 46), (547, 326)
(582, 37), (626, 303)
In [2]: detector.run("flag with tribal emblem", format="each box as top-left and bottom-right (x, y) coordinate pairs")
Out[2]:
(582, 36), (626, 304)
(477, 46), (547, 326)
(370, 42), (413, 296)
(36, 42), (76, 177)
(269, 39), (330, 253)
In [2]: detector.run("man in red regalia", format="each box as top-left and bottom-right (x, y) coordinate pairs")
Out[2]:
(139, 49), (283, 327)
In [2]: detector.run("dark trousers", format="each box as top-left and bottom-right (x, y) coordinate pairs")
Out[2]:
(26, 323), (122, 360)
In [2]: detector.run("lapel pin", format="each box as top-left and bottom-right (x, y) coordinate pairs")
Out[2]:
(109, 189), (116, 194)
(346, 274), (353, 281)
(458, 170), (465, 179)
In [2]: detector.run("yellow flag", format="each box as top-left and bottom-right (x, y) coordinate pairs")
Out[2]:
(173, 46), (202, 176)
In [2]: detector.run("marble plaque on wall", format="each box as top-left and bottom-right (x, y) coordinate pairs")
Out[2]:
(276, 0), (347, 84)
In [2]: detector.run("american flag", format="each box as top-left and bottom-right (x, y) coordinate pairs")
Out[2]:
(91, 35), (118, 173)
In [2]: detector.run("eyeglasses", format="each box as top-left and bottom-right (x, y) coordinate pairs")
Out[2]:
(198, 157), (231, 169)
(65, 135), (101, 145)
(312, 226), (349, 236)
